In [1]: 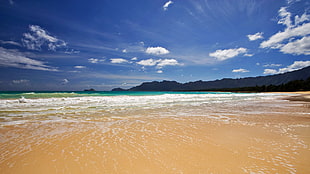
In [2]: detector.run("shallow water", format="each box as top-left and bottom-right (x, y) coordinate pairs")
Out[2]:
(0, 93), (309, 173)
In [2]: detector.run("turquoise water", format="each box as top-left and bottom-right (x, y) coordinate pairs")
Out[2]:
(0, 91), (232, 99)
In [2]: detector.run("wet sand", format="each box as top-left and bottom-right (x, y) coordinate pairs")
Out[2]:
(0, 94), (310, 173)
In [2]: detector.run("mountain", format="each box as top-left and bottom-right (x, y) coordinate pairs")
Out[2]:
(112, 66), (310, 91)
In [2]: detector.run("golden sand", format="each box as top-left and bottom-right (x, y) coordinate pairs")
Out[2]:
(0, 97), (310, 173)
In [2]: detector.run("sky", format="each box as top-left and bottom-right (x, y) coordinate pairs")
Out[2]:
(0, 0), (309, 91)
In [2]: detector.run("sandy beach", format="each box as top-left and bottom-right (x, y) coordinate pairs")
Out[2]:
(0, 93), (309, 173)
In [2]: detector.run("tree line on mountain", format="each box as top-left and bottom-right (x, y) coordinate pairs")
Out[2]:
(112, 66), (310, 92)
(201, 77), (310, 92)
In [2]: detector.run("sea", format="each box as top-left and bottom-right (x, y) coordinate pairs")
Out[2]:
(1, 91), (309, 173)
(0, 91), (285, 125)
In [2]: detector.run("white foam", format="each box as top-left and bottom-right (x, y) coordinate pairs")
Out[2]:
(0, 93), (289, 125)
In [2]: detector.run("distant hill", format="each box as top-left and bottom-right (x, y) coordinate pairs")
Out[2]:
(112, 66), (310, 91)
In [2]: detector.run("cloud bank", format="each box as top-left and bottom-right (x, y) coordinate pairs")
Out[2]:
(263, 61), (310, 74)
(260, 6), (310, 55)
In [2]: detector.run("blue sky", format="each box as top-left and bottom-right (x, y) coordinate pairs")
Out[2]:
(0, 0), (309, 91)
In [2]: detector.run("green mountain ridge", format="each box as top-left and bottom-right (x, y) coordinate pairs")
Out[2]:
(112, 66), (310, 91)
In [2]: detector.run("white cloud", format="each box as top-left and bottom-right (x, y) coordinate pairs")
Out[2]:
(74, 66), (86, 69)
(263, 63), (282, 67)
(280, 36), (310, 55)
(122, 49), (127, 53)
(278, 7), (293, 28)
(163, 1), (173, 11)
(0, 47), (58, 71)
(263, 61), (310, 74)
(0, 40), (21, 46)
(22, 25), (67, 51)
(156, 59), (181, 69)
(260, 6), (310, 55)
(247, 32), (264, 41)
(278, 61), (310, 73)
(145, 46), (170, 55)
(137, 59), (160, 66)
(131, 57), (138, 61)
(62, 79), (69, 85)
(209, 47), (247, 61)
(287, 0), (301, 5)
(264, 69), (278, 75)
(157, 70), (163, 73)
(244, 53), (254, 57)
(232, 68), (249, 73)
(295, 13), (310, 26)
(88, 58), (99, 63)
(260, 23), (310, 49)
(12, 79), (29, 84)
(136, 58), (181, 69)
(64, 49), (80, 54)
(110, 58), (128, 64)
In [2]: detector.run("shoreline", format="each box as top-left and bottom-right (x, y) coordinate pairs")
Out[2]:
(269, 91), (310, 102)
(283, 94), (310, 102)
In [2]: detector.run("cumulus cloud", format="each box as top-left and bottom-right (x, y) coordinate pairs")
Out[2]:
(264, 69), (278, 75)
(136, 58), (181, 69)
(0, 47), (58, 71)
(145, 46), (170, 55)
(263, 61), (310, 74)
(22, 25), (67, 51)
(163, 1), (173, 11)
(209, 47), (247, 61)
(88, 58), (99, 63)
(280, 36), (310, 55)
(278, 7), (293, 28)
(110, 58), (128, 64)
(278, 60), (310, 73)
(260, 23), (310, 49)
(157, 59), (180, 68)
(232, 68), (249, 73)
(137, 59), (160, 66)
(260, 6), (310, 55)
(247, 32), (264, 41)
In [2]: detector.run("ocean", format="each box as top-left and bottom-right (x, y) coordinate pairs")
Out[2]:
(0, 91), (309, 173)
(0, 91), (280, 125)
(0, 91), (232, 99)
